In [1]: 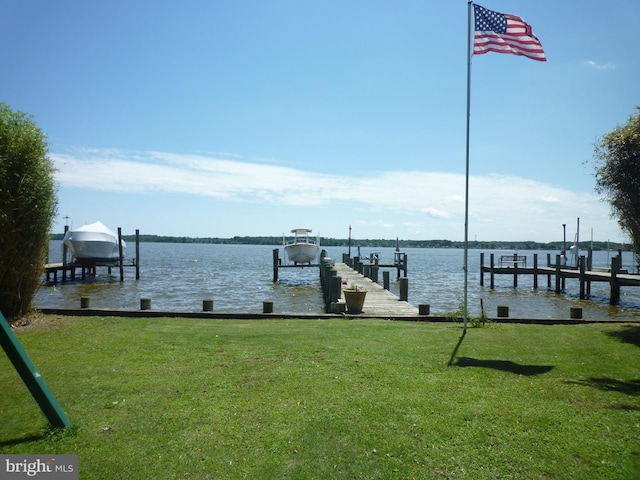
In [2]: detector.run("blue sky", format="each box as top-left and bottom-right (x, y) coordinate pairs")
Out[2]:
(3, 0), (639, 242)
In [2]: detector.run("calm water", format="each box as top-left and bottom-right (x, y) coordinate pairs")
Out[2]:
(36, 241), (640, 320)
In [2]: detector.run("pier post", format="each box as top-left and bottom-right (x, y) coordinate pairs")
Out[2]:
(62, 225), (69, 270)
(402, 253), (408, 278)
(513, 253), (518, 288)
(325, 267), (338, 310)
(555, 254), (562, 293)
(118, 227), (124, 281)
(135, 229), (140, 280)
(330, 266), (338, 306)
(586, 249), (592, 297)
(399, 277), (408, 302)
(332, 275), (342, 307)
(579, 256), (586, 299)
(272, 248), (279, 283)
(546, 253), (552, 288)
(371, 265), (379, 283)
(80, 296), (91, 309)
(480, 252), (484, 286)
(203, 299), (214, 312)
(263, 300), (274, 313)
(320, 257), (333, 304)
(383, 270), (390, 290)
(610, 256), (621, 305)
(489, 253), (495, 289)
(533, 254), (538, 289)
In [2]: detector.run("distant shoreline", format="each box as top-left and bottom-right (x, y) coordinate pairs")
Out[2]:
(49, 233), (628, 252)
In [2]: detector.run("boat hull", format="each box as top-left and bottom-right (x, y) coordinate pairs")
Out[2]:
(63, 222), (125, 263)
(285, 243), (319, 264)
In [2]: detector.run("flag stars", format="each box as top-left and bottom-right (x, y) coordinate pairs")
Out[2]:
(475, 5), (507, 33)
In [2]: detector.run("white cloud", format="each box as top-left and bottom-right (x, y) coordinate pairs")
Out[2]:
(50, 148), (618, 241)
(421, 207), (451, 219)
(584, 60), (616, 70)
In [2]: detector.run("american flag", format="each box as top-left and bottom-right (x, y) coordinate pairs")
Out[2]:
(473, 4), (546, 62)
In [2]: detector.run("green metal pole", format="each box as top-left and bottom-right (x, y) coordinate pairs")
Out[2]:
(0, 313), (71, 429)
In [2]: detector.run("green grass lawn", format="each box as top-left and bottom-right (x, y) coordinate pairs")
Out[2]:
(1, 315), (639, 479)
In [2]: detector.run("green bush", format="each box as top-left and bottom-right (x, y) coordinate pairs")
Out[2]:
(0, 103), (57, 320)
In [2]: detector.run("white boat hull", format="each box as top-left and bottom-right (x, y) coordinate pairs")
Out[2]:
(63, 221), (125, 262)
(285, 243), (319, 264)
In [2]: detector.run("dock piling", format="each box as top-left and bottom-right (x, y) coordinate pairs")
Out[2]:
(203, 299), (214, 312)
(118, 227), (124, 282)
(80, 296), (91, 309)
(399, 277), (409, 302)
(135, 229), (140, 280)
(263, 300), (274, 313)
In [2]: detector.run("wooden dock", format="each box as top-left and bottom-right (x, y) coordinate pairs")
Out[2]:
(331, 262), (418, 316)
(480, 252), (640, 305)
(44, 259), (139, 284)
(272, 247), (418, 317)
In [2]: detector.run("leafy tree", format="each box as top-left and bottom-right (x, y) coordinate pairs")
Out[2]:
(593, 107), (640, 259)
(0, 103), (57, 320)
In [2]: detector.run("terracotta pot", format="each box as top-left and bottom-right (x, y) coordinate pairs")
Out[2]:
(343, 290), (367, 313)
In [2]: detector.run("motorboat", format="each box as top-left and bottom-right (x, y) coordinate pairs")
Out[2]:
(63, 221), (125, 263)
(284, 228), (319, 265)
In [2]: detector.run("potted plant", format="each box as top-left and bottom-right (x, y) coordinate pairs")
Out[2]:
(342, 283), (367, 314)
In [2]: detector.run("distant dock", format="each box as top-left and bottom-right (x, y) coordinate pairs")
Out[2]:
(480, 251), (640, 305)
(44, 259), (138, 284)
(45, 228), (140, 283)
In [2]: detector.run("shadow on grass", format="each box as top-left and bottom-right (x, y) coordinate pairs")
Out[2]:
(567, 377), (640, 397)
(606, 325), (640, 348)
(0, 433), (45, 448)
(454, 357), (554, 376)
(447, 330), (466, 366)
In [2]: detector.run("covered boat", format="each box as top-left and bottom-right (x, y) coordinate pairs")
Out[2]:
(284, 228), (319, 265)
(63, 221), (125, 263)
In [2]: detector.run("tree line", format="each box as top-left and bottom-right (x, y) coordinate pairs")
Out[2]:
(47, 233), (628, 251)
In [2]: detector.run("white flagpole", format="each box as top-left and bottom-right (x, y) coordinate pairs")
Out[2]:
(463, 1), (473, 332)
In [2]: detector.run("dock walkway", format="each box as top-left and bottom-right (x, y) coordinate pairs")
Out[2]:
(332, 262), (418, 316)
